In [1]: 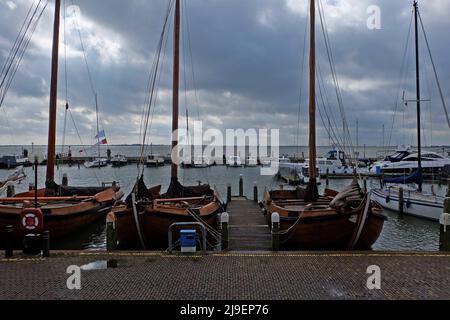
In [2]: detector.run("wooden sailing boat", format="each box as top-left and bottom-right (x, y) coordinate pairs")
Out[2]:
(111, 0), (223, 249)
(0, 0), (123, 246)
(263, 0), (386, 250)
(372, 1), (448, 222)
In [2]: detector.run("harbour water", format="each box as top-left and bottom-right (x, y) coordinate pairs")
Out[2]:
(0, 145), (445, 251)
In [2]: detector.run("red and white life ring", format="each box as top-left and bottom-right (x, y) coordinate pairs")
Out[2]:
(20, 208), (43, 233)
(22, 213), (40, 230)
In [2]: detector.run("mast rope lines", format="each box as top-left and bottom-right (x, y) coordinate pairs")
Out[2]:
(59, 0), (104, 185)
(180, 0), (211, 187)
(388, 5), (450, 148)
(417, 10), (450, 131)
(0, 0), (48, 109)
(139, 0), (174, 175)
(317, 0), (356, 164)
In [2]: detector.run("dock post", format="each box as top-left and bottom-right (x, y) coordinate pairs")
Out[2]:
(106, 212), (118, 251)
(62, 173), (68, 187)
(271, 212), (280, 252)
(398, 187), (404, 217)
(326, 169), (329, 187)
(440, 198), (450, 251)
(42, 231), (50, 257)
(220, 212), (229, 250)
(253, 182), (258, 202)
(227, 184), (232, 203)
(239, 175), (243, 197)
(363, 178), (367, 194)
(7, 185), (15, 197)
(4, 225), (13, 258)
(447, 180), (450, 197)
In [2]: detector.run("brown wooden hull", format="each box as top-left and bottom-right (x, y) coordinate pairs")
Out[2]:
(114, 203), (221, 250)
(264, 188), (386, 250)
(0, 188), (122, 248)
(269, 211), (385, 250)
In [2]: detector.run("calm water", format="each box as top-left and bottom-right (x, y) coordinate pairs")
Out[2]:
(0, 145), (445, 251)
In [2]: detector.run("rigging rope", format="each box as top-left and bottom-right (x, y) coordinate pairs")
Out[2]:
(387, 9), (414, 148)
(0, 0), (48, 108)
(418, 10), (450, 131)
(317, 0), (355, 161)
(139, 0), (174, 177)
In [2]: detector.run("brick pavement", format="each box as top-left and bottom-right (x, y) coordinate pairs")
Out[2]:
(1, 251), (449, 300)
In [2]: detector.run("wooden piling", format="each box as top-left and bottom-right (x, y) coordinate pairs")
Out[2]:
(326, 169), (329, 187)
(447, 180), (450, 197)
(239, 175), (243, 197)
(253, 183), (258, 202)
(363, 178), (367, 194)
(221, 212), (229, 250)
(4, 225), (13, 258)
(7, 185), (15, 198)
(227, 184), (232, 203)
(440, 198), (450, 251)
(42, 231), (50, 257)
(398, 187), (404, 216)
(271, 212), (280, 252)
(106, 212), (117, 251)
(62, 174), (68, 187)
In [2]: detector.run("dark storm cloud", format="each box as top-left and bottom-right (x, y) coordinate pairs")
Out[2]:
(0, 0), (449, 147)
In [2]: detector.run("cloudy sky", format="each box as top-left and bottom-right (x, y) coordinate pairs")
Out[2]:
(0, 0), (449, 147)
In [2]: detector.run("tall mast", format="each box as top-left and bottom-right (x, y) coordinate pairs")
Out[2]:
(414, 1), (423, 192)
(46, 0), (61, 184)
(307, 0), (318, 201)
(171, 0), (181, 182)
(95, 93), (101, 161)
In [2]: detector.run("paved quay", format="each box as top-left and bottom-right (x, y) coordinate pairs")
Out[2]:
(1, 251), (449, 300)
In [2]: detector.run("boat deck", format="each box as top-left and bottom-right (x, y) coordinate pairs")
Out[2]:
(227, 197), (272, 251)
(1, 251), (449, 300)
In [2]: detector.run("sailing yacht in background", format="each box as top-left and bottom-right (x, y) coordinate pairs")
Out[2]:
(84, 130), (109, 168)
(84, 114), (109, 168)
(372, 1), (449, 221)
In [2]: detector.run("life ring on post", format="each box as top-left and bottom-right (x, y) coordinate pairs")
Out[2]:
(20, 208), (44, 233)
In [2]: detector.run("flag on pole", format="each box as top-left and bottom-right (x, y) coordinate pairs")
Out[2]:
(95, 130), (108, 145)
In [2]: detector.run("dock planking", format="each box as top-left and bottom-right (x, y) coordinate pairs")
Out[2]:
(227, 197), (272, 251)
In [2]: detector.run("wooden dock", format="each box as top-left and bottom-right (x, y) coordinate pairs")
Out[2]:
(227, 197), (272, 251)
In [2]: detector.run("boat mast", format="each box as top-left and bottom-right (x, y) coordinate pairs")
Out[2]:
(46, 0), (61, 185)
(307, 0), (318, 201)
(95, 93), (100, 161)
(171, 0), (181, 182)
(414, 1), (423, 192)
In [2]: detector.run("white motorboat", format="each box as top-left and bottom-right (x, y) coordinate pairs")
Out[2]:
(278, 150), (354, 184)
(370, 151), (450, 176)
(0, 155), (28, 169)
(245, 156), (258, 167)
(84, 158), (108, 168)
(146, 154), (165, 167)
(111, 155), (128, 167)
(227, 156), (242, 167)
(193, 155), (211, 168)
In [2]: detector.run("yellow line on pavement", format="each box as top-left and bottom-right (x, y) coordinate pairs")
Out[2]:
(1, 251), (449, 263)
